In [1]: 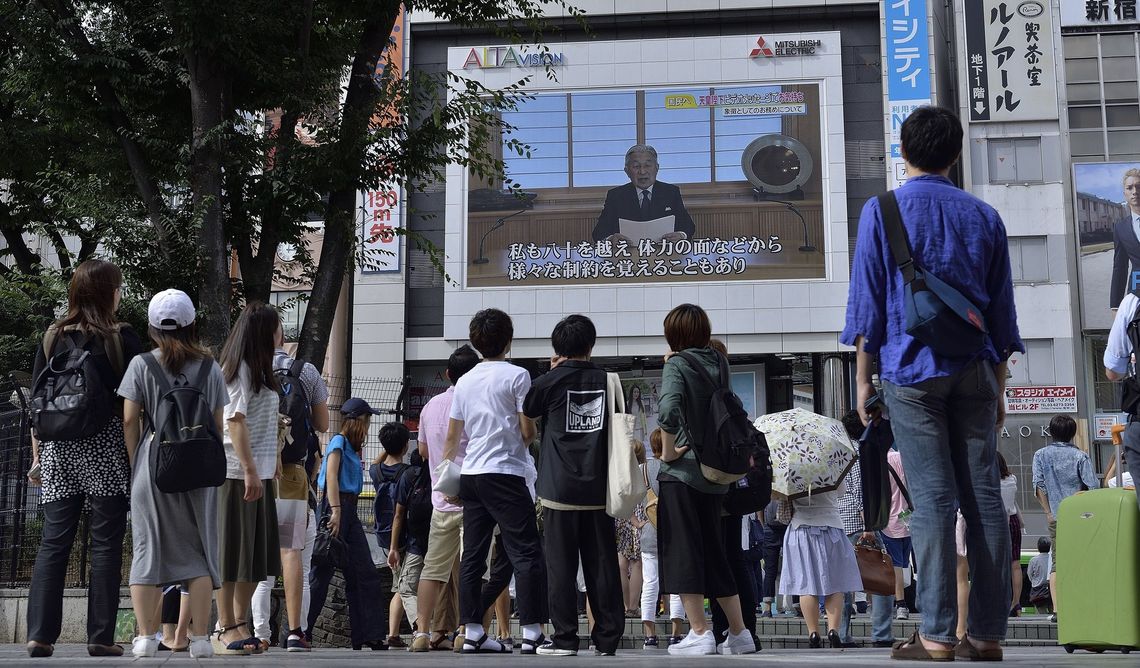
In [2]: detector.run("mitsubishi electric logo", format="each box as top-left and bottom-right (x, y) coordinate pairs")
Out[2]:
(750, 36), (823, 57)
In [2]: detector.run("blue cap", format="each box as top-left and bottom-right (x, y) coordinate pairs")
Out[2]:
(340, 397), (382, 418)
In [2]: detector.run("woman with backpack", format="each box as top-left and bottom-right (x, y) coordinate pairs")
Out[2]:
(25, 259), (143, 658)
(214, 303), (283, 654)
(117, 289), (228, 658)
(307, 397), (388, 650)
(655, 303), (755, 656)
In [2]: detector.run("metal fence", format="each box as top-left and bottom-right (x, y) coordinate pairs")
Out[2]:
(0, 371), (448, 589)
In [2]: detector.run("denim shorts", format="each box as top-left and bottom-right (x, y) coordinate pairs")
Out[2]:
(881, 534), (912, 568)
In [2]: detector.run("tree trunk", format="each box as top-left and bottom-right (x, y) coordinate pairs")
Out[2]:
(296, 7), (401, 371)
(186, 48), (231, 349)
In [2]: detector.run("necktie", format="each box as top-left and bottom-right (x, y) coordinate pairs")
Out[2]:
(640, 189), (651, 218)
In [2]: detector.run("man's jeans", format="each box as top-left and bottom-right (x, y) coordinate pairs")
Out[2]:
(839, 533), (894, 644)
(27, 494), (128, 646)
(1123, 422), (1140, 511)
(884, 359), (1011, 643)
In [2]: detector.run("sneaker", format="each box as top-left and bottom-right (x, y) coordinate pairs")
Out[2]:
(132, 636), (159, 658)
(667, 630), (716, 656)
(286, 634), (311, 653)
(536, 641), (577, 656)
(189, 637), (214, 659)
(668, 635), (684, 645)
(717, 629), (758, 655)
(643, 635), (658, 649)
(1048, 613), (1057, 623)
(895, 605), (910, 620)
(409, 632), (431, 653)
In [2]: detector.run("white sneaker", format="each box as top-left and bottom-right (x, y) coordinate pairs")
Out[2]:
(132, 635), (158, 658)
(667, 630), (716, 656)
(717, 629), (758, 655)
(189, 636), (214, 659)
(895, 605), (910, 620)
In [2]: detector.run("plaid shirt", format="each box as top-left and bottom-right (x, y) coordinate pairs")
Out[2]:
(839, 458), (864, 535)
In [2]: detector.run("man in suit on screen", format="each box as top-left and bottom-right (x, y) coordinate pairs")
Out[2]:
(591, 144), (695, 243)
(1109, 168), (1140, 309)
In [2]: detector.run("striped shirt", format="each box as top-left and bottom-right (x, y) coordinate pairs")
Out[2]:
(839, 458), (864, 536)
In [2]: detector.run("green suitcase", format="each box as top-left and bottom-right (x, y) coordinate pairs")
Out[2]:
(1056, 487), (1140, 654)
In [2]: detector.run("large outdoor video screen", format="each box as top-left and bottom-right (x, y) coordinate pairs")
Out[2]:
(466, 82), (826, 287)
(1075, 161), (1140, 330)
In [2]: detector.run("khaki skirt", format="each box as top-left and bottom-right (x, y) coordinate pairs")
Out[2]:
(218, 479), (282, 582)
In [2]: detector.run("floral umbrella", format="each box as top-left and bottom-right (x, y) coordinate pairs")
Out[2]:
(754, 407), (857, 500)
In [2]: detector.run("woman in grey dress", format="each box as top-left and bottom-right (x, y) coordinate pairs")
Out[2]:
(119, 289), (228, 659)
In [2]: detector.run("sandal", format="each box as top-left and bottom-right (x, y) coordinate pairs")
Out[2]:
(891, 631), (955, 662)
(462, 633), (511, 653)
(955, 635), (1003, 662)
(210, 625), (255, 655)
(429, 633), (453, 651)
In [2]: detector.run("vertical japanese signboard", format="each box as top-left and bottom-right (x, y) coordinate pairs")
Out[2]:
(884, 0), (932, 189)
(361, 6), (405, 273)
(964, 1), (1058, 123)
(1060, 0), (1139, 28)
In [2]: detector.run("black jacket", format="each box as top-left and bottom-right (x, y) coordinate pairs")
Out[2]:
(591, 181), (695, 241)
(1110, 215), (1140, 308)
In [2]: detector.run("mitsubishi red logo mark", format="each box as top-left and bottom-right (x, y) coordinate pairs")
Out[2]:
(750, 36), (774, 58)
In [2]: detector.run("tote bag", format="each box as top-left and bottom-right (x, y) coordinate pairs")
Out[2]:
(605, 372), (646, 519)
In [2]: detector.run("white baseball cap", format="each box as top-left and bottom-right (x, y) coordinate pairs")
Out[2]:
(148, 289), (196, 330)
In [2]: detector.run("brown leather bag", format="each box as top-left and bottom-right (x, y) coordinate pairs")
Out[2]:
(854, 541), (896, 596)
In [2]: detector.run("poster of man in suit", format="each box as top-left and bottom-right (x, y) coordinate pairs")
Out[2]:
(1075, 163), (1140, 330)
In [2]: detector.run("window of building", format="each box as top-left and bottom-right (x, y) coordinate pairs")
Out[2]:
(1008, 339), (1056, 386)
(1009, 236), (1049, 282)
(270, 291), (308, 342)
(1063, 32), (1140, 160)
(987, 138), (1044, 184)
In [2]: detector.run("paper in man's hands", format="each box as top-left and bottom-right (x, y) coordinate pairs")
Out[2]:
(619, 215), (675, 242)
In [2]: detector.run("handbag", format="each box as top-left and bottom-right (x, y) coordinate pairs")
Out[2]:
(854, 538), (896, 596)
(605, 372), (647, 520)
(312, 513), (346, 568)
(643, 466), (659, 528)
(878, 191), (989, 359)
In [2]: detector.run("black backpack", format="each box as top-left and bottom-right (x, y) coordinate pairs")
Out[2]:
(722, 431), (774, 516)
(676, 351), (769, 485)
(374, 462), (409, 545)
(404, 464), (433, 540)
(30, 326), (124, 442)
(142, 354), (226, 494)
(275, 359), (315, 465)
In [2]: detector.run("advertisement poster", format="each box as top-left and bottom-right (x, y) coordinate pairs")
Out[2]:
(1074, 161), (1140, 329)
(621, 377), (660, 446)
(1004, 386), (1078, 414)
(466, 82), (825, 287)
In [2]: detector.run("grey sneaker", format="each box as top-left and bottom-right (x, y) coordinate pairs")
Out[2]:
(895, 605), (910, 620)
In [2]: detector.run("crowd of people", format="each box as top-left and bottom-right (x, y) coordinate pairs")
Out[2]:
(19, 106), (1139, 661)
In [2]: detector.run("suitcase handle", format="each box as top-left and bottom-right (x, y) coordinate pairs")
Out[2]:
(1110, 424), (1126, 488)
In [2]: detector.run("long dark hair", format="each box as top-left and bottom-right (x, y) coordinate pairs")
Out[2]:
(150, 324), (211, 375)
(997, 451), (1011, 479)
(627, 385), (645, 413)
(219, 302), (279, 393)
(53, 259), (122, 337)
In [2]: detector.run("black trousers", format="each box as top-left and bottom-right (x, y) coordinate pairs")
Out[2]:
(27, 494), (127, 646)
(543, 508), (624, 653)
(711, 515), (758, 642)
(307, 496), (385, 646)
(161, 586), (182, 624)
(458, 474), (547, 626)
(761, 523), (788, 599)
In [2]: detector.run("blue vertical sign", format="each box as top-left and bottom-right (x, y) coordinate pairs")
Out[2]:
(884, 0), (933, 188)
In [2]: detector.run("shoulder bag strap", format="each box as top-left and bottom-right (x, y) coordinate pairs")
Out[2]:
(887, 464), (914, 511)
(877, 191), (917, 285)
(606, 372), (625, 415)
(288, 358), (306, 377)
(715, 350), (731, 388)
(676, 351), (721, 391)
(105, 324), (126, 377)
(193, 357), (214, 389)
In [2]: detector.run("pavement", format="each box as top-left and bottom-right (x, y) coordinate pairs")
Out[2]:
(0, 643), (1133, 666)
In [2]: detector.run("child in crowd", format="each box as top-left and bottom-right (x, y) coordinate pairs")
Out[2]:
(639, 428), (687, 648)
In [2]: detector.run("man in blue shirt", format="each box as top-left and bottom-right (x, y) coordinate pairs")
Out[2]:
(842, 106), (1023, 661)
(1101, 290), (1140, 511)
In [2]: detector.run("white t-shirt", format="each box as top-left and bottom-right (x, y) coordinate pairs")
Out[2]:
(1000, 474), (1019, 515)
(223, 363), (280, 480)
(790, 489), (843, 531)
(449, 361), (532, 477)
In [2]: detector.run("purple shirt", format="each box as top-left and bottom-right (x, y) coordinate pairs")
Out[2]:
(841, 175), (1024, 386)
(420, 387), (466, 512)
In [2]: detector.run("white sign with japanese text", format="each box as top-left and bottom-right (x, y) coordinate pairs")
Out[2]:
(361, 188), (402, 273)
(1061, 0), (1139, 28)
(1093, 412), (1125, 441)
(1005, 386), (1078, 414)
(964, 1), (1058, 122)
